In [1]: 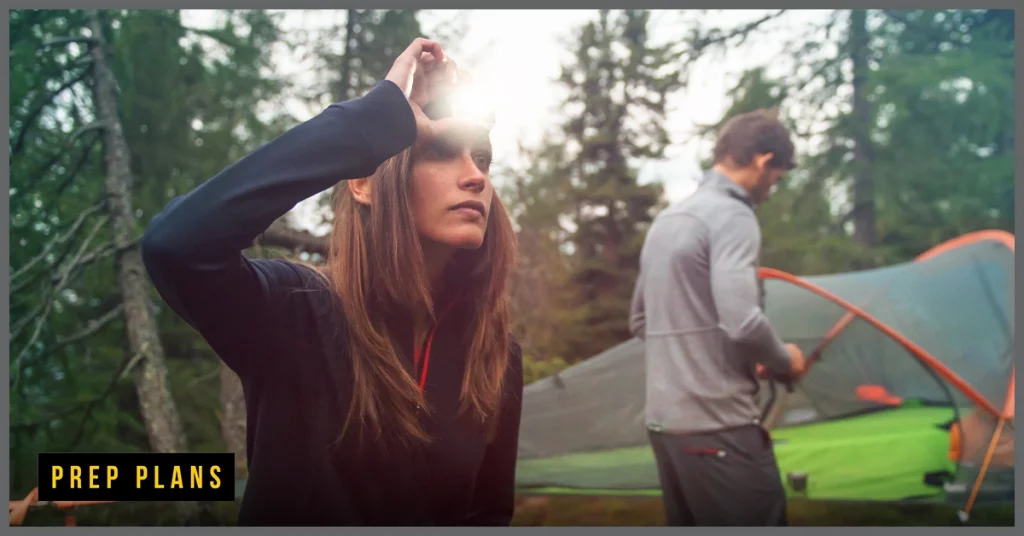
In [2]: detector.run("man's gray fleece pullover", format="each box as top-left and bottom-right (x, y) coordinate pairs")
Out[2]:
(630, 170), (794, 435)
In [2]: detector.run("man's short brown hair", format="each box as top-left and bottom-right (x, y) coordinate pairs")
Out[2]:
(712, 109), (796, 171)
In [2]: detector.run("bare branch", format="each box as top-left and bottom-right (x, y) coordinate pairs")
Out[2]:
(13, 344), (146, 450)
(54, 134), (101, 196)
(185, 368), (222, 391)
(41, 36), (98, 49)
(178, 24), (241, 48)
(67, 236), (135, 272)
(9, 298), (57, 392)
(11, 202), (104, 284)
(10, 201), (107, 297)
(10, 216), (109, 389)
(31, 304), (124, 368)
(16, 122), (106, 197)
(64, 347), (147, 450)
(56, 236), (133, 283)
(258, 220), (329, 255)
(689, 10), (788, 55)
(69, 55), (95, 69)
(11, 65), (94, 158)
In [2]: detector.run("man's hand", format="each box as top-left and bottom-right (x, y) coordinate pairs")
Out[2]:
(384, 38), (459, 138)
(785, 343), (806, 376)
(756, 343), (807, 380)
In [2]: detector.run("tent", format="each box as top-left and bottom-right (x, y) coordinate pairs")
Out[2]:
(515, 230), (1014, 520)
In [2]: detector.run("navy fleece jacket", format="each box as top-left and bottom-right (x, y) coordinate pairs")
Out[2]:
(142, 80), (523, 526)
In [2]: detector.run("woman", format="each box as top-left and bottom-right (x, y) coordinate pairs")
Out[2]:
(142, 39), (523, 526)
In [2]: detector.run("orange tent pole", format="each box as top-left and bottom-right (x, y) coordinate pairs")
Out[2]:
(8, 487), (37, 526)
(777, 229), (1015, 382)
(8, 486), (116, 526)
(959, 366), (1015, 522)
(917, 230), (1015, 521)
(958, 415), (1009, 522)
(760, 267), (1003, 418)
(914, 229), (1014, 262)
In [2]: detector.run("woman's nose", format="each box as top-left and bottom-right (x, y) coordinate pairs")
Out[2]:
(457, 154), (487, 192)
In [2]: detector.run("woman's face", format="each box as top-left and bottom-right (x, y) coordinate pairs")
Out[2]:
(408, 121), (494, 252)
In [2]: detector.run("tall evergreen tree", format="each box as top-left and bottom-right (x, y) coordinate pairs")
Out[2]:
(689, 9), (1014, 268)
(512, 10), (683, 361)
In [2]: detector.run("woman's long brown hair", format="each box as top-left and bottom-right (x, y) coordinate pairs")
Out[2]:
(326, 145), (517, 448)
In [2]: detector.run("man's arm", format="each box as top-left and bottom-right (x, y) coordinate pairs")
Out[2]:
(629, 270), (646, 339)
(708, 208), (792, 375)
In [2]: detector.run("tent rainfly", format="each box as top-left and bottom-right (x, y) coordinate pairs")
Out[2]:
(515, 230), (1014, 522)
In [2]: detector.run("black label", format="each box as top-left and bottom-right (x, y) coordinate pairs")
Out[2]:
(37, 452), (235, 502)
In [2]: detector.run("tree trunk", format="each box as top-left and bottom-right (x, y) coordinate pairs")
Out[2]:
(849, 9), (876, 252)
(220, 364), (248, 478)
(328, 10), (359, 206)
(86, 11), (197, 523)
(337, 9), (357, 103)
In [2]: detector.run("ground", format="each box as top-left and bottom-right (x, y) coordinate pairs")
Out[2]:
(16, 496), (1015, 526)
(512, 496), (1015, 526)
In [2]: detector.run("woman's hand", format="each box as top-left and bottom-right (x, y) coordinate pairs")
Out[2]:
(385, 38), (459, 138)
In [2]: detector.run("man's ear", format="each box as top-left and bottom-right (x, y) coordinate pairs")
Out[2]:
(752, 153), (774, 172)
(348, 178), (372, 206)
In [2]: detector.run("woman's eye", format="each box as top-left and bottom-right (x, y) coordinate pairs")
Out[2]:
(423, 142), (453, 159)
(473, 152), (492, 171)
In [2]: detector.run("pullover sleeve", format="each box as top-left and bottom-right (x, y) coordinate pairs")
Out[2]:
(141, 81), (417, 377)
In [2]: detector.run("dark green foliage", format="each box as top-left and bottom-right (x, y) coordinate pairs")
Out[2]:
(688, 9), (1014, 273)
(9, 8), (290, 500)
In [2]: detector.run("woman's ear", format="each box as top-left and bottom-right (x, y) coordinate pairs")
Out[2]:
(348, 178), (372, 205)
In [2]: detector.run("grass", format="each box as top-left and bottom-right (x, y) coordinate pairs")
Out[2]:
(511, 495), (1016, 527)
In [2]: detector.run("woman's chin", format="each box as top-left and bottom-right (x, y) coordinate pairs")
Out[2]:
(421, 222), (488, 251)
(452, 237), (486, 250)
(439, 231), (486, 250)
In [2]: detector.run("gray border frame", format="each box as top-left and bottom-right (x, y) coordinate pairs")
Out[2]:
(4, 1), (1020, 532)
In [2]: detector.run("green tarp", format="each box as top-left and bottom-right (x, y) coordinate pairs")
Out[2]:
(517, 406), (957, 502)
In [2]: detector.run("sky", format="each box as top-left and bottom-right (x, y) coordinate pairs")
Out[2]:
(180, 9), (834, 232)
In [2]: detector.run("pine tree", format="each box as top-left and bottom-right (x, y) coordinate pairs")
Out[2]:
(526, 10), (684, 361)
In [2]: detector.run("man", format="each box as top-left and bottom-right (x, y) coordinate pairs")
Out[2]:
(629, 109), (806, 526)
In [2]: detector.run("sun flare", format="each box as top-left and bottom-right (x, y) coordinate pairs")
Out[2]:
(447, 75), (499, 129)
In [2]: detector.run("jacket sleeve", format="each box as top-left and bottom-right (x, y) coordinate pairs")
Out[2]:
(464, 342), (524, 526)
(708, 208), (793, 375)
(141, 80), (417, 378)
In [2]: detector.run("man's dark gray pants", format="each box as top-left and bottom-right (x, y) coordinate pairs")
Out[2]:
(647, 425), (788, 526)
